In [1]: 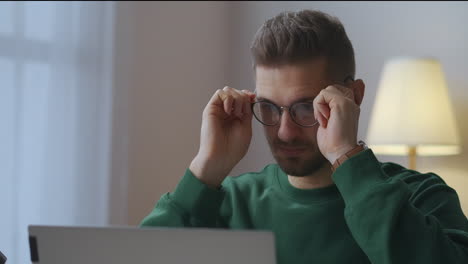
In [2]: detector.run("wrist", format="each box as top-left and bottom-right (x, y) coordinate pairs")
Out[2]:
(331, 140), (367, 172)
(189, 155), (227, 189)
(327, 144), (357, 164)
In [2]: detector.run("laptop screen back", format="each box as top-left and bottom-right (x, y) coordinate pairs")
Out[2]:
(28, 225), (276, 264)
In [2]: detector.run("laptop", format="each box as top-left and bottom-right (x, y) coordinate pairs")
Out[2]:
(28, 225), (276, 264)
(0, 250), (6, 264)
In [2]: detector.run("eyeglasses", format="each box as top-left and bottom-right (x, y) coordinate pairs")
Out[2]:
(251, 100), (318, 127)
(251, 76), (354, 127)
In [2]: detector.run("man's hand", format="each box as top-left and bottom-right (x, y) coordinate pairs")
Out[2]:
(313, 84), (360, 165)
(190, 87), (256, 188)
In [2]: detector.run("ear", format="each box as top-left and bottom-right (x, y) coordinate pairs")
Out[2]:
(350, 79), (365, 106)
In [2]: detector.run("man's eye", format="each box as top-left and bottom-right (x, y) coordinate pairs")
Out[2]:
(296, 103), (314, 111)
(260, 103), (271, 109)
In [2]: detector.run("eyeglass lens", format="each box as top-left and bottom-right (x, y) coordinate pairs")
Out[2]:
(252, 101), (317, 126)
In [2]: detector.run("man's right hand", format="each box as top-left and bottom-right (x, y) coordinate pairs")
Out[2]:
(189, 86), (256, 188)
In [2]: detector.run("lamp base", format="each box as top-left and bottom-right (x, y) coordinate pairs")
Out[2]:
(408, 146), (416, 170)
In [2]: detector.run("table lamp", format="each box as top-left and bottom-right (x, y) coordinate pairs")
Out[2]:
(366, 57), (461, 170)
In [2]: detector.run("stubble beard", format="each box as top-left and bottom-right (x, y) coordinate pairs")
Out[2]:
(269, 139), (328, 177)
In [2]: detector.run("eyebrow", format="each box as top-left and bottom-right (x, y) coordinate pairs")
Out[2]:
(256, 96), (316, 105)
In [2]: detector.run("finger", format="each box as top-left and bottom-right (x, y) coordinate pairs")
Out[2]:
(313, 98), (323, 127)
(225, 91), (244, 118)
(318, 103), (330, 128)
(222, 87), (239, 112)
(220, 87), (242, 116)
(314, 108), (324, 128)
(242, 93), (252, 118)
(214, 89), (233, 115)
(241, 90), (257, 102)
(208, 89), (224, 106)
(224, 95), (233, 115)
(231, 95), (243, 118)
(313, 91), (327, 116)
(238, 90), (252, 109)
(221, 87), (253, 118)
(317, 102), (331, 120)
(240, 97), (252, 118)
(325, 85), (354, 100)
(234, 90), (253, 118)
(314, 104), (327, 128)
(314, 89), (331, 106)
(314, 88), (345, 112)
(238, 91), (248, 116)
(313, 92), (331, 128)
(318, 111), (328, 128)
(248, 93), (257, 103)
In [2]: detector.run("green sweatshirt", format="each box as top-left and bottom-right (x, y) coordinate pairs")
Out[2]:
(141, 149), (468, 264)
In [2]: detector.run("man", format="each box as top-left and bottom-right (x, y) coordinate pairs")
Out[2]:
(141, 9), (468, 263)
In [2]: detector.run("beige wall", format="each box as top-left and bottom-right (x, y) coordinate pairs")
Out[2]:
(113, 2), (468, 225)
(113, 2), (231, 225)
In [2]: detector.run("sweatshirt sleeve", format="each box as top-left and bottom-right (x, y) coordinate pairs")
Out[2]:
(332, 149), (468, 264)
(140, 169), (229, 228)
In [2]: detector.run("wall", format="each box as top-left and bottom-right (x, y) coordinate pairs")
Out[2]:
(113, 2), (231, 225)
(114, 2), (468, 224)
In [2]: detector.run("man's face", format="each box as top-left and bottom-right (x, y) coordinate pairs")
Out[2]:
(255, 58), (331, 177)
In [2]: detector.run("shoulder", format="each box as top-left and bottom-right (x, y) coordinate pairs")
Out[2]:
(380, 161), (460, 206)
(380, 161), (468, 229)
(380, 161), (449, 191)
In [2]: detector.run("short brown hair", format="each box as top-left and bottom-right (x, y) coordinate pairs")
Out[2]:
(250, 9), (355, 80)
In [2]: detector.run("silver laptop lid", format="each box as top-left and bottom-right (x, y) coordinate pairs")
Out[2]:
(28, 225), (276, 264)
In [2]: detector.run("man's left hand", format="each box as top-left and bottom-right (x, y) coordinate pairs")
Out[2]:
(313, 84), (360, 164)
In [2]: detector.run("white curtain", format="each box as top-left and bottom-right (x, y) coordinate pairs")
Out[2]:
(0, 2), (115, 263)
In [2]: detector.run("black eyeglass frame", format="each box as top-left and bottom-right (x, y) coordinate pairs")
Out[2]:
(251, 101), (319, 127)
(251, 76), (354, 128)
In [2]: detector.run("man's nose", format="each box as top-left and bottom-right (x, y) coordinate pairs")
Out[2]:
(277, 110), (302, 142)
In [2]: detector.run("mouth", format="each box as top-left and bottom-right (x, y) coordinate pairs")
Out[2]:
(277, 146), (307, 156)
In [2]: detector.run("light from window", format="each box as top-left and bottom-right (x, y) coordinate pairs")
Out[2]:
(0, 2), (14, 35)
(24, 2), (55, 42)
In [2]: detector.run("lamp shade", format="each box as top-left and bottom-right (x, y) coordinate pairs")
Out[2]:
(366, 57), (461, 156)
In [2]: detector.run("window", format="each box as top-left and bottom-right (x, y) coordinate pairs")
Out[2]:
(0, 2), (115, 263)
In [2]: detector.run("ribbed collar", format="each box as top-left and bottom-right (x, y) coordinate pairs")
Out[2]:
(274, 165), (342, 204)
